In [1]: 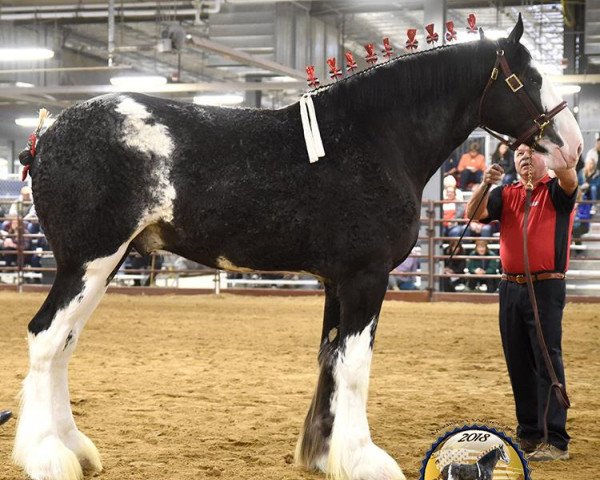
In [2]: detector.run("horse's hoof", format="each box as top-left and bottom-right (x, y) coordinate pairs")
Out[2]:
(327, 441), (405, 480)
(62, 429), (103, 473)
(16, 435), (84, 480)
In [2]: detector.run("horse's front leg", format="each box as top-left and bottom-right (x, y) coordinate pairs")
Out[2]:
(297, 269), (405, 480)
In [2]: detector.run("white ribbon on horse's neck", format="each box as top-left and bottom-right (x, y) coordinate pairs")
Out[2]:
(300, 93), (325, 163)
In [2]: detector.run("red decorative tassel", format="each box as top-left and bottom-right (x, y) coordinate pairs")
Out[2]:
(364, 43), (378, 65)
(28, 132), (37, 157)
(405, 29), (418, 51)
(445, 21), (457, 42)
(326, 57), (343, 81)
(467, 13), (477, 34)
(305, 65), (320, 88)
(345, 52), (358, 72)
(382, 37), (394, 60)
(21, 165), (30, 181)
(425, 23), (439, 45)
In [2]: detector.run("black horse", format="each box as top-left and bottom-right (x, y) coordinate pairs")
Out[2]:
(14, 17), (581, 480)
(441, 445), (511, 480)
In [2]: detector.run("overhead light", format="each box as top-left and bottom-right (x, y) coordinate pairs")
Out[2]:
(15, 82), (34, 88)
(193, 94), (244, 106)
(483, 29), (510, 40)
(0, 48), (54, 61)
(15, 117), (56, 128)
(110, 75), (167, 87)
(556, 84), (581, 95)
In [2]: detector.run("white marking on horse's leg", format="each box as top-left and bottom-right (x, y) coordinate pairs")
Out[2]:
(14, 243), (130, 480)
(326, 318), (405, 480)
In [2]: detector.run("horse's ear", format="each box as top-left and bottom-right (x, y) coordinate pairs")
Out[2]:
(507, 13), (524, 44)
(479, 27), (485, 40)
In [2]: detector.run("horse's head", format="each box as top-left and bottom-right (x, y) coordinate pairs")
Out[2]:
(497, 445), (510, 464)
(479, 14), (583, 171)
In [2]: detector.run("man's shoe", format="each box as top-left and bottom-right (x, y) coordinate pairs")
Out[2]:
(0, 410), (12, 426)
(516, 437), (540, 454)
(527, 443), (569, 462)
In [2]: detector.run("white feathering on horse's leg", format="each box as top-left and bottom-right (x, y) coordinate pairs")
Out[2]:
(325, 319), (405, 480)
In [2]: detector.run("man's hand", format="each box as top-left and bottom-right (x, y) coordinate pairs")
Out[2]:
(484, 164), (504, 185)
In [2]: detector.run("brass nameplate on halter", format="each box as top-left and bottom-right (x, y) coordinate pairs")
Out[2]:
(505, 74), (524, 92)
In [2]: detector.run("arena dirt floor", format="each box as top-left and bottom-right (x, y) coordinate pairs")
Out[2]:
(0, 292), (598, 480)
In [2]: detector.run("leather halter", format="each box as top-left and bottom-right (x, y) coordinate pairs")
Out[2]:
(478, 49), (568, 151)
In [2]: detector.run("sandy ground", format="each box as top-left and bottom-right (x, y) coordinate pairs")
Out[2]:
(0, 292), (598, 480)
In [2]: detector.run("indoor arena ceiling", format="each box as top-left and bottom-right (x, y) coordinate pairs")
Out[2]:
(0, 1), (582, 141)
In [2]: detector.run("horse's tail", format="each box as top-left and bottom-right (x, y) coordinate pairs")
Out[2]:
(18, 108), (51, 181)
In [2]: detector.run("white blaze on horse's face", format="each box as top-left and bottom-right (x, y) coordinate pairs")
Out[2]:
(535, 69), (583, 170)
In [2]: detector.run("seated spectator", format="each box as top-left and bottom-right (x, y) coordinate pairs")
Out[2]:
(458, 142), (485, 189)
(491, 143), (516, 185)
(442, 185), (466, 236)
(447, 215), (498, 239)
(389, 246), (420, 290)
(442, 150), (460, 184)
(467, 240), (499, 292)
(0, 217), (31, 266)
(579, 156), (600, 210)
(8, 186), (35, 217)
(441, 239), (466, 292)
(572, 190), (592, 256)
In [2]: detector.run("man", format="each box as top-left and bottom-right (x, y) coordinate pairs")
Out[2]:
(457, 142), (486, 189)
(0, 410), (11, 426)
(584, 136), (600, 166)
(467, 144), (578, 462)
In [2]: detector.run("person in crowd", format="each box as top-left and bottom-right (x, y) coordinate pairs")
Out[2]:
(467, 143), (578, 462)
(389, 246), (420, 290)
(123, 251), (163, 286)
(441, 239), (467, 292)
(572, 190), (592, 256)
(491, 143), (516, 185)
(466, 239), (499, 292)
(578, 156), (599, 206)
(584, 136), (600, 166)
(457, 142), (486, 189)
(442, 185), (466, 237)
(442, 150), (460, 183)
(0, 217), (31, 266)
(8, 186), (34, 217)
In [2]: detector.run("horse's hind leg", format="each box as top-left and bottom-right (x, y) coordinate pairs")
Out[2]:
(13, 242), (131, 480)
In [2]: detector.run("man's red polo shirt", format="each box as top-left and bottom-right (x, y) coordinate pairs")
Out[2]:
(482, 175), (577, 274)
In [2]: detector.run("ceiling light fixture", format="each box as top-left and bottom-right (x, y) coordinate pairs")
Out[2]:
(110, 75), (167, 88)
(0, 48), (54, 61)
(15, 117), (56, 128)
(193, 94), (244, 106)
(556, 84), (581, 95)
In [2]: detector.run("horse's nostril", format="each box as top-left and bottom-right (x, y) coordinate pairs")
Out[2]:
(577, 144), (583, 157)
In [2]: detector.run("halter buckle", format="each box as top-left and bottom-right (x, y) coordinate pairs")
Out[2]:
(490, 67), (498, 80)
(505, 74), (523, 92)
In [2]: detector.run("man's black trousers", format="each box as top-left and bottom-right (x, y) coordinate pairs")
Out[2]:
(499, 278), (569, 450)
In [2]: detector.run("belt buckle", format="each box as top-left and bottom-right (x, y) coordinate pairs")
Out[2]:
(515, 274), (526, 284)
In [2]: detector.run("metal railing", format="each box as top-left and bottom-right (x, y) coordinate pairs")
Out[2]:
(1, 198), (599, 298)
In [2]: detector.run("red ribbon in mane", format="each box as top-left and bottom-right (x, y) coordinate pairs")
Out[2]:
(382, 37), (394, 60)
(467, 13), (477, 34)
(405, 29), (418, 51)
(425, 24), (439, 45)
(345, 52), (358, 72)
(305, 65), (320, 89)
(21, 132), (37, 181)
(364, 43), (378, 65)
(327, 57), (342, 80)
(445, 21), (457, 42)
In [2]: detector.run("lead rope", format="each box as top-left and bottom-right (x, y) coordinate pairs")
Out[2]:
(300, 94), (325, 163)
(522, 160), (570, 445)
